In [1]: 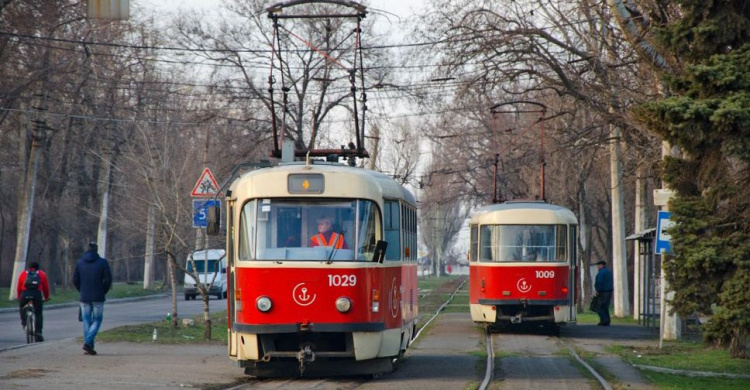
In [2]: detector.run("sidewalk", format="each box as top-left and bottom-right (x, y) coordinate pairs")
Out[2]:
(0, 338), (242, 390)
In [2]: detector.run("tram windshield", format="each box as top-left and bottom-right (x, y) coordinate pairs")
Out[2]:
(479, 224), (568, 262)
(238, 199), (379, 262)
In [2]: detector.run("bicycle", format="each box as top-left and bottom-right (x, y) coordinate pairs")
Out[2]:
(22, 300), (36, 344)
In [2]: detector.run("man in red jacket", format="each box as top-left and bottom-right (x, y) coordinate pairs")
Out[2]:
(17, 261), (50, 342)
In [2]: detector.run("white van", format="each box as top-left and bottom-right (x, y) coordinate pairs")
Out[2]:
(184, 249), (227, 300)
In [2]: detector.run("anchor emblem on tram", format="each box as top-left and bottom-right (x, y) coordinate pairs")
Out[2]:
(390, 277), (400, 318)
(516, 277), (532, 293)
(293, 282), (317, 306)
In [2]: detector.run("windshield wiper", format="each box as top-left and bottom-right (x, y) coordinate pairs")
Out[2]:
(326, 230), (344, 264)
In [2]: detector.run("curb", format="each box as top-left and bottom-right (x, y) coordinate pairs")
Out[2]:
(632, 364), (750, 379)
(0, 293), (170, 314)
(0, 335), (78, 354)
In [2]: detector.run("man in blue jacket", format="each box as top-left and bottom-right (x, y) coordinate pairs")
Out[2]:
(594, 260), (614, 326)
(73, 242), (112, 355)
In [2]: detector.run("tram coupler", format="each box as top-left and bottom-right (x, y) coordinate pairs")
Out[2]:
(511, 313), (523, 324)
(297, 345), (316, 375)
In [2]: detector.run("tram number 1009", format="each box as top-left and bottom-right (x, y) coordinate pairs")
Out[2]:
(535, 270), (555, 279)
(328, 274), (357, 287)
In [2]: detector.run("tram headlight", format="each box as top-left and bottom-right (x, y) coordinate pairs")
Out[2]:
(256, 296), (272, 312)
(336, 297), (352, 313)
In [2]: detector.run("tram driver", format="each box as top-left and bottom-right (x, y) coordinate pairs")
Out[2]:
(310, 216), (348, 249)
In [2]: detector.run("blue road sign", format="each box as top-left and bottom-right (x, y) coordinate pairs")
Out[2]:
(655, 210), (673, 254)
(193, 199), (220, 228)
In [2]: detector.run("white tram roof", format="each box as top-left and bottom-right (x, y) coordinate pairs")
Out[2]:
(470, 201), (578, 225)
(228, 162), (416, 206)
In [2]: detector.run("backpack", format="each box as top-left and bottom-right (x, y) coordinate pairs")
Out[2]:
(24, 269), (40, 290)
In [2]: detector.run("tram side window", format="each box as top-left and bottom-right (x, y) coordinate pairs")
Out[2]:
(555, 225), (568, 262)
(469, 225), (478, 262)
(384, 200), (401, 260)
(401, 204), (417, 262)
(568, 226), (576, 263)
(238, 200), (257, 260)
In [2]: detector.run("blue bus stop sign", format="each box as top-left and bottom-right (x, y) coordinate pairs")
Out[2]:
(193, 199), (220, 228)
(655, 210), (673, 255)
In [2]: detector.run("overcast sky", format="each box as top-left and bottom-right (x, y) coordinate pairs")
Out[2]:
(136, 0), (428, 38)
(131, 0), (467, 258)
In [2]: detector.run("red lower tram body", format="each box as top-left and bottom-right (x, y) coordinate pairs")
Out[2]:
(470, 263), (576, 330)
(227, 263), (418, 375)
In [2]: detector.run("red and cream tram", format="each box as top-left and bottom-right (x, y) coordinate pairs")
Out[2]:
(468, 201), (578, 333)
(210, 161), (418, 376)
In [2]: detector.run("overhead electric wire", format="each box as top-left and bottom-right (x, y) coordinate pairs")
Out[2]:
(0, 30), (461, 54)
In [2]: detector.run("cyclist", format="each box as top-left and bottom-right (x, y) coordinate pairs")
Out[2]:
(17, 261), (50, 342)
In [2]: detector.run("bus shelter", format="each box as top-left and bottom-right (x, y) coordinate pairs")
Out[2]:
(626, 228), (660, 328)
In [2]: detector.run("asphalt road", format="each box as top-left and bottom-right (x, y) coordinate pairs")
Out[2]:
(0, 294), (224, 349)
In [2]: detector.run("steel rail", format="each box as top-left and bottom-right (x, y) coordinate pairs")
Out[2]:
(565, 342), (613, 390)
(478, 330), (494, 390)
(412, 277), (468, 342)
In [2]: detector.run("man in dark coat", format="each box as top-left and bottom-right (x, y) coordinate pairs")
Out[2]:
(594, 260), (614, 326)
(73, 242), (112, 355)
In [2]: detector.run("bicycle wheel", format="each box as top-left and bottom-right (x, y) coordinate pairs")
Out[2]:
(26, 309), (35, 344)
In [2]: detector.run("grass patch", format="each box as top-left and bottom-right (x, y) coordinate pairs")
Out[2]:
(416, 277), (468, 328)
(443, 292), (470, 313)
(97, 310), (228, 345)
(0, 283), (164, 308)
(609, 342), (750, 375)
(638, 370), (750, 390)
(418, 275), (459, 293)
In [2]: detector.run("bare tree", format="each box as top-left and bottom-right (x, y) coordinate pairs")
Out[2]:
(172, 0), (394, 154)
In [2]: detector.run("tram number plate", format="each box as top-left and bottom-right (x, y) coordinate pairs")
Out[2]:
(328, 274), (357, 287)
(535, 270), (555, 279)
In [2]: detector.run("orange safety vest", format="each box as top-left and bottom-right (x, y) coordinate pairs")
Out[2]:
(312, 232), (345, 249)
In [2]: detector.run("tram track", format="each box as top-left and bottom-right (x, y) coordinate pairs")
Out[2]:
(479, 330), (495, 390)
(413, 276), (468, 342)
(480, 328), (613, 390)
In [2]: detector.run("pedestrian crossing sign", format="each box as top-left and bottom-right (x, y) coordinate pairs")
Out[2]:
(191, 168), (220, 197)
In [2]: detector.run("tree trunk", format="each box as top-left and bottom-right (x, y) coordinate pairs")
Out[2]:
(167, 251), (178, 328)
(368, 124), (380, 170)
(202, 293), (212, 340)
(97, 149), (112, 257)
(729, 327), (747, 359)
(144, 203), (156, 289)
(578, 184), (593, 312)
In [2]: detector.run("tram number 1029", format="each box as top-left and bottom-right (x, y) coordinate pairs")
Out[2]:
(328, 274), (357, 287)
(535, 270), (555, 279)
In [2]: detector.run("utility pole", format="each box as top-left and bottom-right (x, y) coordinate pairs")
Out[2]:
(8, 92), (48, 300)
(633, 165), (647, 320)
(605, 26), (630, 317)
(97, 125), (113, 258)
(656, 142), (680, 342)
